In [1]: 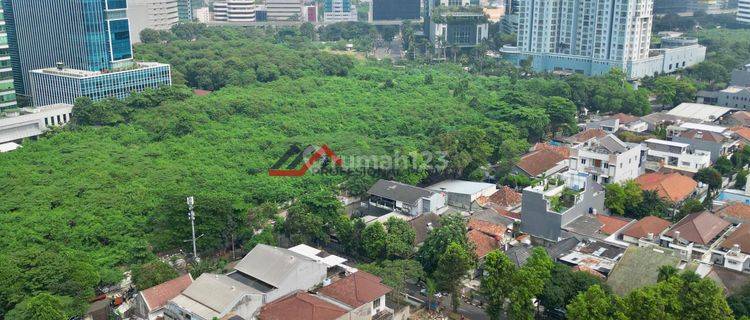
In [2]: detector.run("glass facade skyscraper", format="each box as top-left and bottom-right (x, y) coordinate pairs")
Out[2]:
(0, 5), (16, 109)
(2, 0), (135, 96)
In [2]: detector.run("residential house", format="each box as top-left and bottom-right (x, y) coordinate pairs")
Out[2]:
(666, 122), (730, 138)
(711, 224), (750, 273)
(409, 213), (440, 246)
(317, 271), (393, 320)
(479, 186), (522, 212)
(468, 229), (500, 260)
(665, 103), (733, 123)
(366, 179), (446, 216)
(513, 149), (568, 179)
(729, 111), (750, 127)
(164, 244), (328, 320)
(133, 274), (193, 320)
(640, 112), (695, 132)
(672, 129), (739, 162)
(643, 138), (711, 173)
(661, 212), (732, 263)
(568, 134), (644, 184)
(561, 128), (607, 147)
(562, 212), (632, 240)
(606, 246), (682, 296)
(732, 64), (750, 87)
(585, 113), (648, 133)
(608, 113), (649, 133)
(520, 173), (605, 242)
(558, 240), (626, 276)
(705, 266), (750, 296)
(634, 172), (698, 204)
(620, 216), (672, 244)
(427, 180), (497, 210)
(471, 208), (516, 232)
(716, 203), (750, 225)
(257, 291), (347, 320)
(505, 244), (533, 268)
(734, 126), (750, 146)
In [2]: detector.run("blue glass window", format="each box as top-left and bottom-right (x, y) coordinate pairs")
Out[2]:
(106, 0), (127, 10)
(108, 19), (132, 61)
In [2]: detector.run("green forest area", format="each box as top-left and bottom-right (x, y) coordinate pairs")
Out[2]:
(0, 20), (748, 318)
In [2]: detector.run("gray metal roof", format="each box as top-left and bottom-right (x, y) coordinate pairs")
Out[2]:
(367, 179), (436, 205)
(472, 209), (514, 226)
(179, 273), (262, 317)
(233, 244), (318, 288)
(598, 134), (628, 154)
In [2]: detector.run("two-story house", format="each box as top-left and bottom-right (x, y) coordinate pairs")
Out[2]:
(568, 134), (644, 184)
(672, 129), (739, 162)
(711, 224), (750, 273)
(643, 138), (711, 173)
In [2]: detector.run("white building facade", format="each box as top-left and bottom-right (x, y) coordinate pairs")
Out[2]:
(127, 0), (180, 43)
(568, 135), (644, 184)
(266, 0), (303, 21)
(739, 0), (750, 24)
(643, 139), (711, 172)
(211, 0), (256, 22)
(503, 0), (706, 79)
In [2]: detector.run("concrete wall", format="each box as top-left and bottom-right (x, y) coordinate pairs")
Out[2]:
(271, 260), (327, 302)
(520, 189), (563, 242)
(0, 104), (73, 144)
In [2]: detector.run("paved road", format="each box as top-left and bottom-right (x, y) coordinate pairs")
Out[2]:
(373, 38), (403, 61)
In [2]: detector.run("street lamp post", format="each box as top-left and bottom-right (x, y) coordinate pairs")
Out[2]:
(186, 196), (199, 263)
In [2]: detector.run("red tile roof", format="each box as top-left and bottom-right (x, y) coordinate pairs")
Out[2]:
(468, 218), (506, 238)
(532, 142), (571, 158)
(140, 274), (193, 312)
(467, 229), (499, 259)
(258, 291), (347, 320)
(516, 149), (567, 177)
(318, 271), (391, 308)
(665, 212), (731, 245)
(720, 224), (750, 254)
(567, 128), (607, 144)
(717, 203), (750, 223)
(678, 129), (728, 142)
(735, 127), (750, 141)
(621, 216), (672, 239)
(595, 214), (633, 235)
(572, 265), (606, 279)
(488, 186), (522, 208)
(635, 172), (698, 203)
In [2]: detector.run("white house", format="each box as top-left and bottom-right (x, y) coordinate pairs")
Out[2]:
(568, 134), (644, 184)
(643, 138), (711, 173)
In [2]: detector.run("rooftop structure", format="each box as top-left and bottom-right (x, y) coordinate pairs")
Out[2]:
(0, 104), (73, 144)
(666, 103), (733, 123)
(427, 180), (496, 210)
(514, 149), (568, 178)
(257, 291), (347, 320)
(366, 179), (445, 216)
(716, 203), (750, 225)
(133, 274), (193, 320)
(558, 240), (627, 275)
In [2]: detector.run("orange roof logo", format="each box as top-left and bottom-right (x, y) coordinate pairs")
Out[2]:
(269, 144), (343, 177)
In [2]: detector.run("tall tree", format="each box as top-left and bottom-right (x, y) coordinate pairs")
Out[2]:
(417, 213), (470, 275)
(434, 243), (475, 312)
(567, 285), (628, 320)
(481, 250), (517, 319)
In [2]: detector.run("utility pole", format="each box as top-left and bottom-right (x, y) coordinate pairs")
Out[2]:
(186, 196), (200, 263)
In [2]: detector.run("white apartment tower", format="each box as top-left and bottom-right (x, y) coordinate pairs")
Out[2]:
(212, 0), (256, 22)
(127, 0), (180, 43)
(517, 0), (653, 62)
(266, 0), (303, 21)
(740, 0), (750, 24)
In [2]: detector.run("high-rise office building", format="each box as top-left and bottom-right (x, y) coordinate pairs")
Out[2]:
(127, 0), (180, 43)
(739, 0), (750, 23)
(212, 0), (255, 21)
(502, 0), (706, 78)
(266, 0), (303, 21)
(324, 0), (357, 22)
(0, 5), (16, 109)
(2, 0), (171, 104)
